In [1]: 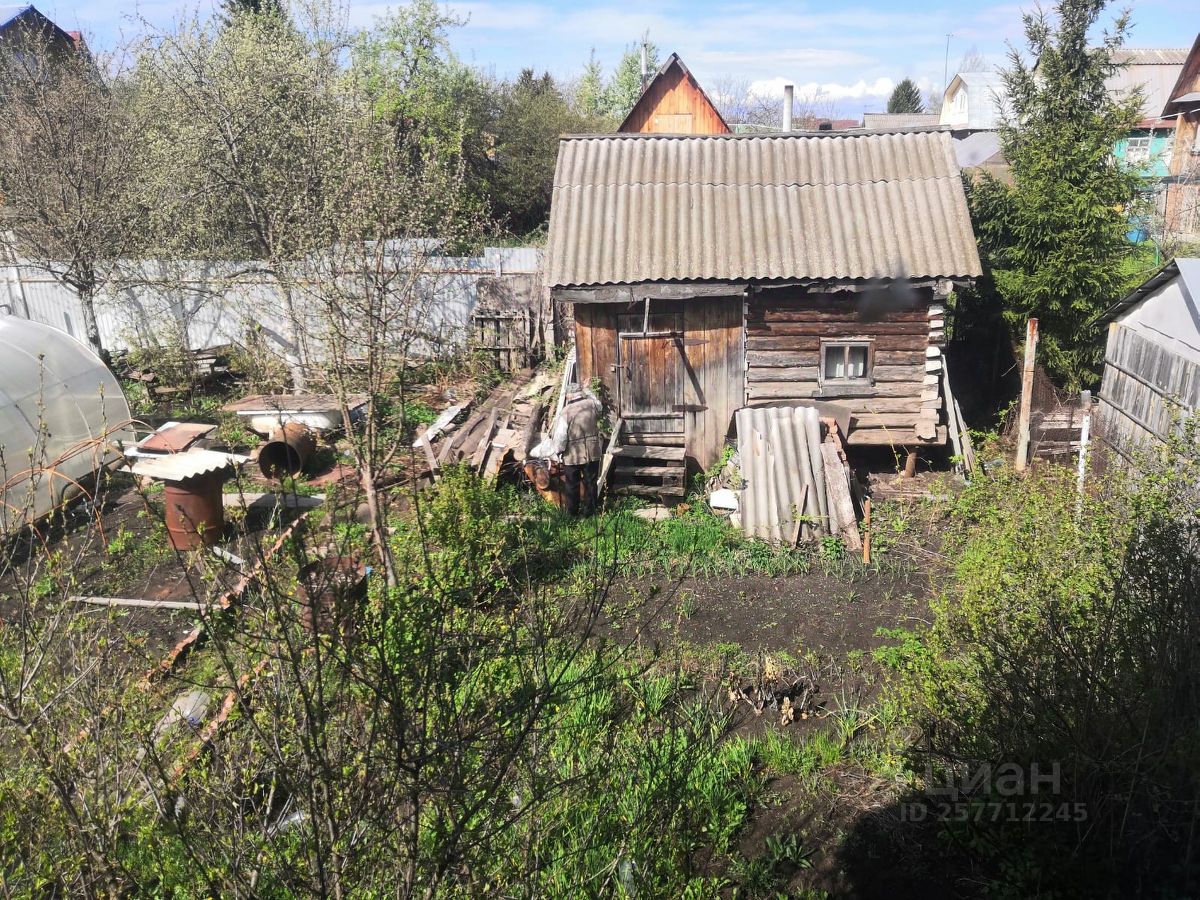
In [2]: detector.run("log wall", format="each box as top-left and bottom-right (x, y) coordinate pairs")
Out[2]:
(745, 289), (944, 446)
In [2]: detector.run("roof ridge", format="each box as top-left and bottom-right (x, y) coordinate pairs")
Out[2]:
(560, 175), (967, 189)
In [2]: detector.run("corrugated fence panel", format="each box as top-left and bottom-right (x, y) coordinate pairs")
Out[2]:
(0, 248), (544, 361)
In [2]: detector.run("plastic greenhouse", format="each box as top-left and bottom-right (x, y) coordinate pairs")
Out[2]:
(0, 316), (133, 534)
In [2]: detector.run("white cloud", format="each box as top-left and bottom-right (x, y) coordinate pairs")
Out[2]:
(748, 75), (895, 102)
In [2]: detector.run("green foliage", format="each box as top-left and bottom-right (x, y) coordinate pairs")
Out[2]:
(352, 1), (493, 178)
(967, 0), (1144, 388)
(886, 78), (924, 114)
(574, 49), (606, 118)
(487, 67), (610, 234)
(602, 39), (660, 120)
(219, 0), (285, 25)
(754, 728), (843, 778)
(889, 422), (1200, 894)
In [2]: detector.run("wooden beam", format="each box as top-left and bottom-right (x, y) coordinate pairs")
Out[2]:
(554, 283), (747, 304)
(1015, 318), (1038, 472)
(71, 596), (210, 611)
(596, 418), (625, 494)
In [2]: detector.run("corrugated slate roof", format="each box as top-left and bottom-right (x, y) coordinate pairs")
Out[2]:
(1110, 48), (1190, 65)
(862, 112), (941, 130)
(546, 131), (981, 288)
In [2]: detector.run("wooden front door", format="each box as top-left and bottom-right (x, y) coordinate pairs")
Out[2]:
(617, 312), (683, 435)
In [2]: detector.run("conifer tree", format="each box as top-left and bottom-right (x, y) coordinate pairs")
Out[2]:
(968, 0), (1143, 387)
(886, 78), (924, 113)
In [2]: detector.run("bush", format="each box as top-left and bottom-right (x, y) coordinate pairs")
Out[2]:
(884, 426), (1200, 895)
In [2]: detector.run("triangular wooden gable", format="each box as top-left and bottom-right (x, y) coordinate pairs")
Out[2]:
(618, 53), (731, 135)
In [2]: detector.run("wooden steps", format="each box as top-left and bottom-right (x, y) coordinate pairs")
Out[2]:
(610, 445), (685, 461)
(607, 443), (687, 498)
(597, 424), (687, 500)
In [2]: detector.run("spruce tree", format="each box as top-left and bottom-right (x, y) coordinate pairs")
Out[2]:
(969, 0), (1143, 387)
(886, 78), (924, 113)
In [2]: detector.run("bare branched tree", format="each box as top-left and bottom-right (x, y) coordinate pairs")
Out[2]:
(0, 32), (145, 360)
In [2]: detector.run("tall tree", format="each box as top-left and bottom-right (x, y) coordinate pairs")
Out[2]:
(968, 0), (1143, 387)
(488, 68), (607, 234)
(602, 38), (658, 120)
(0, 33), (144, 359)
(886, 78), (924, 113)
(573, 49), (605, 118)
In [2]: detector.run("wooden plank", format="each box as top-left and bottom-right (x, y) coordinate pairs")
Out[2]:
(483, 428), (517, 479)
(419, 435), (441, 480)
(747, 334), (928, 352)
(745, 383), (922, 404)
(820, 443), (862, 551)
(71, 596), (210, 611)
(1015, 318), (1038, 472)
(846, 425), (947, 446)
(749, 308), (928, 324)
(612, 464), (684, 477)
(746, 321), (932, 337)
(596, 417), (625, 494)
(439, 410), (485, 463)
(470, 409), (499, 471)
(611, 444), (686, 460)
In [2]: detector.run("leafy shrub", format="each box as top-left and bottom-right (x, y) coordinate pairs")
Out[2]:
(885, 426), (1200, 895)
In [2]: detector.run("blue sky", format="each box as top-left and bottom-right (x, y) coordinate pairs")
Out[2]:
(36, 0), (1200, 114)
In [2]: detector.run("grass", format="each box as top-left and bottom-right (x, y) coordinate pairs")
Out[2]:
(754, 728), (844, 779)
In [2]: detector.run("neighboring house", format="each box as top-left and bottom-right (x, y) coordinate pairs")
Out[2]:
(545, 130), (981, 482)
(862, 112), (939, 130)
(939, 72), (1007, 130)
(1107, 48), (1187, 180)
(1162, 35), (1200, 243)
(0, 5), (85, 56)
(1098, 258), (1200, 462)
(618, 53), (730, 135)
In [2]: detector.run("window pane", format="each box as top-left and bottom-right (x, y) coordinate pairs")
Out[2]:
(824, 346), (844, 379)
(847, 345), (868, 378)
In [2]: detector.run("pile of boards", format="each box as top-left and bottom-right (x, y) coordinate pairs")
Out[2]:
(734, 405), (862, 550)
(115, 345), (235, 397)
(413, 370), (556, 482)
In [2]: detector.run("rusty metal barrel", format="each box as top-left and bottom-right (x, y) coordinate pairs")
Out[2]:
(163, 471), (226, 550)
(258, 423), (317, 479)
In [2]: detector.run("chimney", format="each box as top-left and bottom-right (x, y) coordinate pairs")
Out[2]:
(640, 43), (649, 93)
(783, 84), (794, 132)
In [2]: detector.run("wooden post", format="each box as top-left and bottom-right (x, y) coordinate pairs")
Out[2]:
(1015, 318), (1038, 473)
(903, 448), (918, 478)
(862, 496), (871, 565)
(1075, 391), (1092, 516)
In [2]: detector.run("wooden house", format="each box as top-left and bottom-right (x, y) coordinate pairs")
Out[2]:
(1098, 258), (1200, 464)
(618, 53), (730, 135)
(1163, 34), (1200, 243)
(545, 130), (982, 492)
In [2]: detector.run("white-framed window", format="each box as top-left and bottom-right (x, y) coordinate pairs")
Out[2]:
(1125, 136), (1151, 165)
(820, 339), (873, 384)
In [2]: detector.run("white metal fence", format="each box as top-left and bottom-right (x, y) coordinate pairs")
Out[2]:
(0, 246), (545, 363)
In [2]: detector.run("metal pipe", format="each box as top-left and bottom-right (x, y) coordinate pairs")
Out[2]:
(259, 423), (317, 479)
(783, 85), (794, 132)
